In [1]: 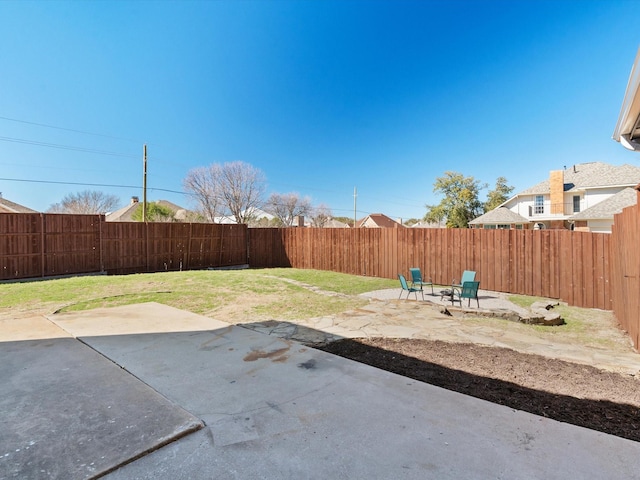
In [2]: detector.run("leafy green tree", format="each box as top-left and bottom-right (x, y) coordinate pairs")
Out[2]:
(424, 171), (486, 228)
(484, 176), (514, 212)
(131, 202), (176, 222)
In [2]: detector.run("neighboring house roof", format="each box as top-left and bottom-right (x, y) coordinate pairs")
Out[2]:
(516, 162), (640, 197)
(106, 199), (190, 222)
(469, 207), (530, 225)
(411, 220), (446, 228)
(356, 213), (405, 228)
(213, 215), (237, 224)
(569, 187), (638, 221)
(324, 218), (350, 228)
(0, 196), (37, 213)
(106, 202), (137, 221)
(244, 208), (275, 221)
(210, 209), (276, 225)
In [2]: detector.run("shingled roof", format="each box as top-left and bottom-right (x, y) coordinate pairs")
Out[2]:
(106, 199), (189, 222)
(469, 207), (530, 225)
(356, 213), (404, 228)
(518, 162), (640, 196)
(0, 197), (37, 213)
(569, 187), (638, 221)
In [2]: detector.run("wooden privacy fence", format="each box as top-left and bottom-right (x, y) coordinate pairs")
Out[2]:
(610, 188), (640, 350)
(0, 213), (247, 279)
(4, 211), (640, 348)
(249, 227), (611, 311)
(0, 213), (102, 278)
(1, 214), (612, 311)
(102, 221), (247, 275)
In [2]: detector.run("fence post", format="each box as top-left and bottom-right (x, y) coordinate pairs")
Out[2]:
(40, 213), (45, 278)
(99, 216), (104, 273)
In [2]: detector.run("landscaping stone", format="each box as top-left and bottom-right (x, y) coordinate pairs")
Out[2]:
(438, 302), (565, 326)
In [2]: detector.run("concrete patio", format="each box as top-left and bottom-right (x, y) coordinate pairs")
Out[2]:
(2, 302), (640, 479)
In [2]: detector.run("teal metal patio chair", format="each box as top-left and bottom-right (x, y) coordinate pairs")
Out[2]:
(398, 274), (424, 301)
(453, 270), (476, 289)
(451, 281), (480, 308)
(409, 268), (434, 295)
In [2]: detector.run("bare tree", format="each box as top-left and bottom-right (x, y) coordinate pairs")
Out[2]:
(183, 161), (266, 224)
(310, 203), (332, 227)
(265, 192), (312, 227)
(47, 190), (120, 214)
(183, 164), (223, 221)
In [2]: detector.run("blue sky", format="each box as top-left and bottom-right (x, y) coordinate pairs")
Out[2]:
(1, 0), (639, 221)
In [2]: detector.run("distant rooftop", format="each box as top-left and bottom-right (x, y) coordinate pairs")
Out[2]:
(518, 162), (640, 196)
(0, 195), (37, 213)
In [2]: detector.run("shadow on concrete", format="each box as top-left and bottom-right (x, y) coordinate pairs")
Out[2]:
(318, 338), (640, 443)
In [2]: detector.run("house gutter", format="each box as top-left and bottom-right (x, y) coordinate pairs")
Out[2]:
(613, 47), (640, 151)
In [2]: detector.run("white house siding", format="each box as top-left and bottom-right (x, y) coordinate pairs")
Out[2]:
(582, 187), (627, 211)
(507, 195), (539, 217)
(587, 219), (614, 233)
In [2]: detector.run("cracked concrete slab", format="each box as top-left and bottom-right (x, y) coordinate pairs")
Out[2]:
(0, 337), (202, 479)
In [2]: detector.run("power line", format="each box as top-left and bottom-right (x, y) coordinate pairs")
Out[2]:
(1, 117), (425, 210)
(0, 115), (139, 143)
(0, 176), (410, 219)
(0, 135), (138, 158)
(0, 177), (188, 195)
(0, 115), (425, 218)
(0, 115), (191, 168)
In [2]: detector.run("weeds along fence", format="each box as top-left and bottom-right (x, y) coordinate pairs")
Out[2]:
(0, 213), (247, 278)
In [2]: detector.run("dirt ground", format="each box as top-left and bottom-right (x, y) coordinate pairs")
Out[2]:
(319, 338), (640, 443)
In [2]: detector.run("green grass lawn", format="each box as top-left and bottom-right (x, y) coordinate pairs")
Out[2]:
(0, 269), (622, 352)
(0, 268), (398, 322)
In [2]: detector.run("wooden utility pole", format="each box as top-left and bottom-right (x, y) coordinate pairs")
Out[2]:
(353, 186), (357, 227)
(142, 144), (148, 222)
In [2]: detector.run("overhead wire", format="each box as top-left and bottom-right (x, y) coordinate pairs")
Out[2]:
(0, 135), (138, 158)
(0, 115), (139, 143)
(0, 115), (424, 219)
(0, 177), (187, 196)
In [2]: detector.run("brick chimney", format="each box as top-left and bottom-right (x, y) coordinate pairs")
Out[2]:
(549, 170), (564, 215)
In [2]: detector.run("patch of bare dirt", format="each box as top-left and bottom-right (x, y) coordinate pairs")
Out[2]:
(318, 338), (640, 442)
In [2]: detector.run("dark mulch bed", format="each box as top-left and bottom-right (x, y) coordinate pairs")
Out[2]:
(318, 338), (640, 443)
